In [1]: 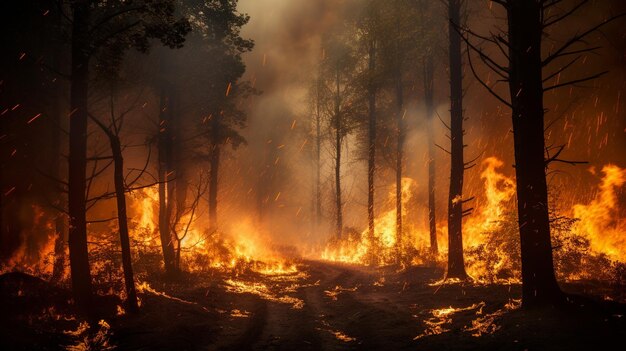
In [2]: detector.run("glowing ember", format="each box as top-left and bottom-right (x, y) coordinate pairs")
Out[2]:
(414, 303), (485, 340)
(223, 278), (305, 309)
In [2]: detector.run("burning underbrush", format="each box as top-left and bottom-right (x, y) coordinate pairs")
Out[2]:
(1, 185), (302, 301)
(321, 157), (626, 287)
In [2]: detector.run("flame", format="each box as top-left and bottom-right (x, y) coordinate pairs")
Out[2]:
(321, 178), (429, 265)
(1, 205), (59, 278)
(414, 302), (485, 340)
(571, 165), (626, 260)
(464, 158), (517, 282)
(128, 186), (299, 275)
(465, 157), (516, 239)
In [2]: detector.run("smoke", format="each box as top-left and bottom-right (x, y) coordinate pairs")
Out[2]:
(215, 0), (626, 252)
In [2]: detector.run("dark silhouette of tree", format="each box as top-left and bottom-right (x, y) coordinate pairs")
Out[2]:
(445, 0), (468, 280)
(376, 2), (417, 254)
(319, 33), (358, 240)
(156, 83), (179, 275)
(459, 0), (622, 307)
(65, 0), (189, 316)
(415, 0), (441, 258)
(88, 91), (147, 314)
(353, 0), (383, 263)
(192, 0), (253, 233)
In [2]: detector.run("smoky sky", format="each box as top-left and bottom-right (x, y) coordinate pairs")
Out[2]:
(212, 0), (626, 249)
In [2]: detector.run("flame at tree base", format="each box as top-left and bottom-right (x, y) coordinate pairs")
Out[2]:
(320, 157), (626, 285)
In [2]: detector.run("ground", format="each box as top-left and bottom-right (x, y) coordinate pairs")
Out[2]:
(1, 261), (625, 350)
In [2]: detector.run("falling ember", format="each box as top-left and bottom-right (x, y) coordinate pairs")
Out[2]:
(2, 1), (625, 349)
(27, 113), (42, 124)
(225, 82), (232, 96)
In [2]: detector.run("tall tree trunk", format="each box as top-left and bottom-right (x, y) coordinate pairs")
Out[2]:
(157, 91), (176, 275)
(110, 137), (139, 313)
(209, 142), (220, 232)
(367, 41), (377, 263)
(425, 61), (438, 256)
(446, 0), (467, 279)
(68, 1), (94, 316)
(316, 73), (322, 234)
(395, 71), (404, 254)
(334, 69), (343, 240)
(507, 0), (562, 308)
(50, 133), (67, 283)
(50, 10), (66, 284)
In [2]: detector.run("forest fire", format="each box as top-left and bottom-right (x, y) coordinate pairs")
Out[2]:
(1, 0), (625, 350)
(321, 157), (626, 285)
(572, 165), (626, 260)
(130, 185), (298, 275)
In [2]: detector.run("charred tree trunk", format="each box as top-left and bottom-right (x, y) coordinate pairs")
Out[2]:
(446, 0), (467, 279)
(334, 69), (343, 240)
(507, 0), (562, 308)
(395, 71), (404, 253)
(424, 58), (438, 257)
(209, 141), (220, 232)
(367, 41), (377, 257)
(67, 1), (94, 316)
(315, 74), (322, 233)
(157, 91), (176, 275)
(49, 11), (66, 284)
(110, 137), (139, 313)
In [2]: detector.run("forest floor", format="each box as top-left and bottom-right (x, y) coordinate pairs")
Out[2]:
(2, 261), (626, 350)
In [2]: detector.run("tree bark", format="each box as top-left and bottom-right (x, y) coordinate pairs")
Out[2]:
(395, 71), (404, 253)
(110, 137), (139, 313)
(446, 0), (467, 279)
(157, 91), (176, 275)
(367, 41), (377, 263)
(50, 9), (66, 284)
(68, 1), (94, 316)
(507, 0), (562, 308)
(334, 69), (343, 240)
(316, 72), (323, 234)
(425, 60), (438, 257)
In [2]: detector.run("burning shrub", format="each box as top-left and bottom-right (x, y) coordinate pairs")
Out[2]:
(465, 211), (521, 283)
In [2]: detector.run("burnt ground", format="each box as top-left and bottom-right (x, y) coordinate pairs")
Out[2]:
(1, 261), (626, 350)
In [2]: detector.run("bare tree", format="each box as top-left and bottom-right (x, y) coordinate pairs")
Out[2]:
(459, 0), (622, 307)
(89, 94), (143, 313)
(65, 0), (189, 316)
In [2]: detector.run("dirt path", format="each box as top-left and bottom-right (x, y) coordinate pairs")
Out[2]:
(104, 261), (626, 350)
(210, 261), (441, 350)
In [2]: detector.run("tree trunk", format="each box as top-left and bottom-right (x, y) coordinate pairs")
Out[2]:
(507, 0), (562, 308)
(209, 142), (220, 232)
(316, 72), (322, 234)
(334, 69), (343, 240)
(50, 10), (66, 284)
(67, 1), (94, 316)
(111, 137), (139, 313)
(157, 91), (176, 275)
(367, 41), (377, 263)
(446, 0), (467, 279)
(425, 61), (438, 257)
(395, 71), (404, 254)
